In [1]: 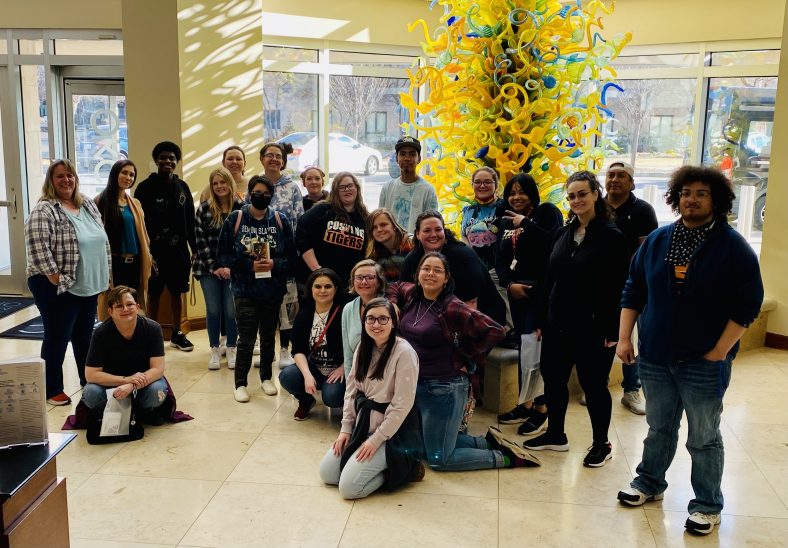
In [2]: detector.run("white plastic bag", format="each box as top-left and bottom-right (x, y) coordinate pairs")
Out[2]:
(99, 388), (132, 437)
(518, 333), (544, 404)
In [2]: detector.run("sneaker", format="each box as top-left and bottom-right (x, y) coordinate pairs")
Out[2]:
(226, 347), (237, 369)
(46, 392), (72, 406)
(261, 379), (278, 396)
(517, 409), (548, 435)
(583, 442), (613, 467)
(219, 336), (227, 357)
(234, 386), (250, 403)
(497, 404), (530, 424)
(617, 487), (664, 507)
(579, 392), (586, 406)
(523, 431), (569, 452)
(621, 390), (646, 415)
(486, 427), (541, 467)
(208, 347), (221, 370)
(685, 512), (721, 535)
(253, 342), (260, 356)
(279, 347), (295, 368)
(170, 331), (194, 352)
(294, 398), (316, 421)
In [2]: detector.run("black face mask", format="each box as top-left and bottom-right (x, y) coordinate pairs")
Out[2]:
(250, 193), (272, 210)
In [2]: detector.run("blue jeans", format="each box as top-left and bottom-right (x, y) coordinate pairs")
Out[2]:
(28, 274), (98, 398)
(631, 356), (732, 514)
(621, 360), (642, 392)
(417, 375), (505, 471)
(278, 363), (345, 407)
(199, 275), (237, 347)
(81, 377), (169, 410)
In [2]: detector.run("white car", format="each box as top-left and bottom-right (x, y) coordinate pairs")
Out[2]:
(279, 132), (383, 175)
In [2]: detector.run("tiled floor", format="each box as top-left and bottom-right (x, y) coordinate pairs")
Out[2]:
(2, 305), (788, 547)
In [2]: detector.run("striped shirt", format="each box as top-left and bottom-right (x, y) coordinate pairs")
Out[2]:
(25, 196), (112, 295)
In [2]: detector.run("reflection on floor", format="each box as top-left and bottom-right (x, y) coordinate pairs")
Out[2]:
(2, 305), (787, 547)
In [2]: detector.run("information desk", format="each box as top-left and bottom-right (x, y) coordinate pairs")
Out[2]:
(0, 433), (75, 548)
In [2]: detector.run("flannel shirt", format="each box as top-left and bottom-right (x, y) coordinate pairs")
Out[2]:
(385, 281), (505, 375)
(25, 197), (112, 295)
(192, 198), (243, 278)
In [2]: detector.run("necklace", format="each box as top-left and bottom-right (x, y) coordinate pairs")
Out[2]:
(316, 309), (330, 324)
(412, 298), (437, 326)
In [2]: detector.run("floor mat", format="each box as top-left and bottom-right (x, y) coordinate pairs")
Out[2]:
(0, 315), (101, 341)
(0, 296), (34, 320)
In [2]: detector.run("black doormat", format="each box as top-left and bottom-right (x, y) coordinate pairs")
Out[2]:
(0, 316), (102, 341)
(0, 297), (35, 320)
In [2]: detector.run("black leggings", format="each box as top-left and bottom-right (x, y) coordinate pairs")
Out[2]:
(540, 331), (616, 446)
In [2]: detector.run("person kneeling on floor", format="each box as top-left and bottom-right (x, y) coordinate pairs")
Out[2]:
(81, 285), (168, 420)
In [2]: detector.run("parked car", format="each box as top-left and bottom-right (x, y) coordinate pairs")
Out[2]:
(278, 132), (383, 176)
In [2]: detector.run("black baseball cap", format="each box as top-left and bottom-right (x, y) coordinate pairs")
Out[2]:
(395, 136), (421, 154)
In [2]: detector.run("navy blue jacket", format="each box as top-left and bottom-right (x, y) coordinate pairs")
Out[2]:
(621, 221), (763, 364)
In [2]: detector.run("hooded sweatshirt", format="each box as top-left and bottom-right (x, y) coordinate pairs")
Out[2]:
(270, 174), (305, 226)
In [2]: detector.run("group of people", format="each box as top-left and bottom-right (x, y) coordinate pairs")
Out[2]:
(23, 134), (763, 533)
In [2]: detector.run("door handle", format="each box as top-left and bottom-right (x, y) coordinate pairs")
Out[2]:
(0, 192), (18, 217)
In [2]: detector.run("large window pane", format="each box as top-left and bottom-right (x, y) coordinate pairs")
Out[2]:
(262, 45), (318, 63)
(711, 50), (780, 67)
(703, 77), (776, 252)
(612, 53), (699, 72)
(0, 95), (9, 274)
(264, 71), (318, 175)
(328, 75), (408, 207)
(329, 51), (415, 70)
(20, 65), (48, 207)
(604, 79), (696, 226)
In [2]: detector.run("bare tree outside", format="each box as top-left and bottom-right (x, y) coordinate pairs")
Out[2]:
(330, 76), (400, 140)
(609, 80), (662, 168)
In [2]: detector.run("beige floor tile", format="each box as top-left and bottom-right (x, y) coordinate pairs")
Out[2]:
(499, 499), (657, 547)
(626, 458), (788, 519)
(499, 450), (633, 506)
(262, 401), (343, 440)
(408, 467), (500, 498)
(645, 508), (788, 547)
(64, 471), (92, 495)
(728, 422), (788, 466)
(722, 390), (788, 427)
(227, 433), (330, 486)
(180, 482), (352, 547)
(758, 463), (788, 508)
(173, 391), (276, 433)
(340, 491), (498, 547)
(55, 431), (125, 474)
(68, 475), (221, 545)
(71, 541), (174, 548)
(96, 428), (256, 481)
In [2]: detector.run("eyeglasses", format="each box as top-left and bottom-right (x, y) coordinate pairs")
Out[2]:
(337, 184), (356, 192)
(112, 303), (137, 311)
(354, 274), (377, 282)
(472, 180), (496, 187)
(365, 315), (391, 325)
(250, 191), (273, 199)
(566, 190), (594, 202)
(419, 266), (446, 275)
(679, 189), (711, 199)
(263, 153), (283, 160)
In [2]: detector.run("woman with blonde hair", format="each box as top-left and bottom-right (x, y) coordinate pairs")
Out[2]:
(366, 208), (413, 282)
(25, 159), (111, 405)
(295, 171), (369, 286)
(193, 167), (244, 369)
(341, 259), (387, 377)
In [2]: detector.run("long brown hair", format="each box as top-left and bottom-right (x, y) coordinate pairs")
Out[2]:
(326, 171), (369, 224)
(366, 208), (409, 260)
(354, 298), (399, 382)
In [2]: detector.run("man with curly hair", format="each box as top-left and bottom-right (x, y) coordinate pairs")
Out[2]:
(615, 165), (763, 535)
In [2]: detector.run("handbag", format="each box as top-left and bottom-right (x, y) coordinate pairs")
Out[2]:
(518, 332), (545, 404)
(86, 390), (144, 445)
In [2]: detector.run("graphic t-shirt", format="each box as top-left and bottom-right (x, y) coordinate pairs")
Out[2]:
(461, 200), (502, 269)
(309, 311), (341, 376)
(379, 177), (439, 233)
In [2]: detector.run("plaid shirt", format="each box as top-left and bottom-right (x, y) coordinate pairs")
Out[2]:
(386, 281), (505, 375)
(25, 196), (112, 295)
(192, 198), (243, 278)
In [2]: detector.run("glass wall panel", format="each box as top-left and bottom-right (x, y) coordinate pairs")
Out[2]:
(263, 71), (318, 176)
(20, 65), (48, 207)
(262, 45), (318, 63)
(612, 53), (699, 71)
(603, 78), (696, 226)
(330, 51), (414, 69)
(703, 76), (777, 251)
(711, 50), (780, 67)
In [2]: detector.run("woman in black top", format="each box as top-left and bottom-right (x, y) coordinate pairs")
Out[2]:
(295, 171), (369, 285)
(495, 174), (563, 432)
(524, 171), (630, 468)
(278, 268), (346, 421)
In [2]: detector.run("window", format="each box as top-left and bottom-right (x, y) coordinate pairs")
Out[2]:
(710, 50), (780, 67)
(264, 110), (281, 131)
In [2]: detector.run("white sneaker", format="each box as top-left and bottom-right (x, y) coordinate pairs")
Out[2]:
(234, 386), (250, 403)
(219, 336), (227, 357)
(279, 347), (295, 368)
(226, 347), (236, 369)
(685, 512), (721, 535)
(621, 390), (646, 415)
(617, 487), (664, 507)
(253, 342), (260, 356)
(208, 347), (221, 370)
(261, 379), (278, 396)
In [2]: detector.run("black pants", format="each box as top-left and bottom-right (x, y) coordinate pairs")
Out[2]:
(233, 296), (282, 388)
(111, 255), (140, 290)
(540, 330), (616, 446)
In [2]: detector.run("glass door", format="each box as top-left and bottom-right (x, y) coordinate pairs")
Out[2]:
(64, 79), (127, 198)
(0, 67), (28, 295)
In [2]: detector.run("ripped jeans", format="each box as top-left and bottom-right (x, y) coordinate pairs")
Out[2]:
(81, 377), (169, 410)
